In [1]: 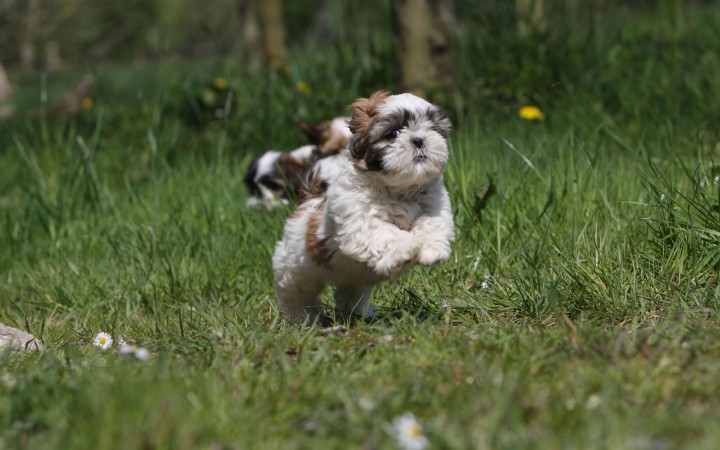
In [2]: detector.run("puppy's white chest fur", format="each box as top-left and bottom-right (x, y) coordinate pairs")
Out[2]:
(376, 199), (422, 231)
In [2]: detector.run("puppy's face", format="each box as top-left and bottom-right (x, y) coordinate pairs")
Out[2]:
(349, 91), (450, 187)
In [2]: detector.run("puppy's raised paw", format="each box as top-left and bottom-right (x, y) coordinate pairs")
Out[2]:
(375, 244), (418, 278)
(417, 241), (451, 267)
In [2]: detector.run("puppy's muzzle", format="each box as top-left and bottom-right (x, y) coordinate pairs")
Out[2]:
(412, 136), (427, 161)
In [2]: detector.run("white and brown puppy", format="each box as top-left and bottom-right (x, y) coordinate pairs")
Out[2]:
(244, 145), (317, 209)
(244, 117), (352, 209)
(299, 117), (352, 158)
(272, 91), (455, 321)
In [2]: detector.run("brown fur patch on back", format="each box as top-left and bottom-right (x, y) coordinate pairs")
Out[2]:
(275, 155), (307, 199)
(277, 154), (306, 181)
(305, 198), (333, 267)
(349, 90), (391, 161)
(289, 199), (313, 220)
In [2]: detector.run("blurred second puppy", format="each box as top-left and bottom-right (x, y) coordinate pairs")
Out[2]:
(244, 117), (352, 209)
(243, 145), (317, 209)
(299, 117), (352, 157)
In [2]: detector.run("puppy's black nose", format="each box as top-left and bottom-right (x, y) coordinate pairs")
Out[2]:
(411, 137), (424, 148)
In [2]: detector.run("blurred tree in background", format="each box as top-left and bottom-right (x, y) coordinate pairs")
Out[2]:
(0, 0), (155, 70)
(0, 0), (711, 74)
(0, 59), (12, 118)
(258, 0), (288, 70)
(0, 0), (717, 125)
(516, 0), (546, 36)
(391, 0), (455, 96)
(0, 0), (318, 70)
(0, 60), (12, 98)
(0, 1), (593, 66)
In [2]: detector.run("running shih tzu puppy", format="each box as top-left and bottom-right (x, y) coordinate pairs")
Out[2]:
(272, 91), (455, 321)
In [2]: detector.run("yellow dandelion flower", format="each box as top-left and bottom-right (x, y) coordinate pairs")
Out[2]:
(296, 81), (312, 95)
(519, 105), (544, 121)
(82, 97), (94, 110)
(0, 342), (4, 351)
(213, 77), (228, 89)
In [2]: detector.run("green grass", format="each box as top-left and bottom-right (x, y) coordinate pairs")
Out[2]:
(2, 2), (720, 449)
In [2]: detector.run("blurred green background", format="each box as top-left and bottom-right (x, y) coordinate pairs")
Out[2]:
(2, 0), (718, 134)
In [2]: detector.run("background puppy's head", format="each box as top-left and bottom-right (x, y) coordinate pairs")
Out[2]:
(349, 91), (451, 186)
(299, 117), (352, 157)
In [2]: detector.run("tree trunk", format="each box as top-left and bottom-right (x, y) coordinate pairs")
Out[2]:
(590, 0), (605, 47)
(20, 0), (41, 72)
(0, 60), (14, 119)
(427, 0), (456, 94)
(516, 0), (545, 37)
(0, 61), (13, 101)
(46, 41), (62, 71)
(309, 0), (335, 46)
(258, 0), (288, 71)
(391, 0), (456, 96)
(592, 0), (605, 18)
(239, 0), (262, 73)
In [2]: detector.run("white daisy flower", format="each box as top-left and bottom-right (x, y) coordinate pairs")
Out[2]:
(117, 339), (151, 361)
(358, 396), (376, 411)
(390, 412), (429, 450)
(481, 274), (491, 290)
(117, 336), (135, 355)
(93, 332), (113, 350)
(586, 394), (602, 410)
(118, 343), (136, 356)
(134, 347), (150, 361)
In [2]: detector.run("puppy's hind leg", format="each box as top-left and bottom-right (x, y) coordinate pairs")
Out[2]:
(274, 272), (326, 322)
(334, 284), (375, 321)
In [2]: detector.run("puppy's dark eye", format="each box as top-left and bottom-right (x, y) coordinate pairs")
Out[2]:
(385, 129), (399, 140)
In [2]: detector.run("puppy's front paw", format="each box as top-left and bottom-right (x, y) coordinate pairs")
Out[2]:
(417, 241), (451, 267)
(374, 244), (418, 278)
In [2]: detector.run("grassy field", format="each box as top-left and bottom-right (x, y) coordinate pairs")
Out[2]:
(1, 2), (720, 449)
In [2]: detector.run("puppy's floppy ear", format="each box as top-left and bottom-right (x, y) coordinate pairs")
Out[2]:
(299, 163), (329, 202)
(349, 90), (391, 160)
(299, 122), (327, 145)
(427, 108), (452, 139)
